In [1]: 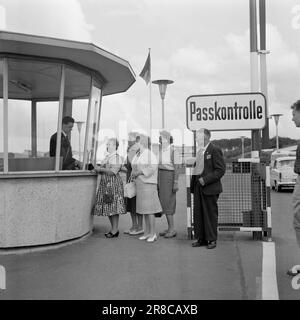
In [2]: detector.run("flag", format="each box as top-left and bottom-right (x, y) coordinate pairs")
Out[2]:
(139, 52), (151, 84)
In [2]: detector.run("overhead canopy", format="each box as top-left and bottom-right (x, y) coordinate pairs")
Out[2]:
(0, 31), (136, 98)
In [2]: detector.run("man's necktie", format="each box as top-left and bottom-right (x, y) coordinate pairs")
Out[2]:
(194, 148), (205, 175)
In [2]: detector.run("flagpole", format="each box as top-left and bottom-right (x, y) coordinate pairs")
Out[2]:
(149, 48), (152, 139)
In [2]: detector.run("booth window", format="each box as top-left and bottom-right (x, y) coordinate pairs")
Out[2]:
(0, 59), (3, 172)
(7, 58), (61, 172)
(63, 66), (91, 170)
(83, 82), (102, 168)
(0, 56), (103, 173)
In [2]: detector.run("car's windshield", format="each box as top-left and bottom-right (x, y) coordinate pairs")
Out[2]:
(278, 160), (295, 167)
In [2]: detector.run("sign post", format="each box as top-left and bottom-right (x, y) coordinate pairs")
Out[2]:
(186, 91), (267, 241)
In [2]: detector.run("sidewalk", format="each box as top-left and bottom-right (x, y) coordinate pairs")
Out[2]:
(0, 175), (263, 300)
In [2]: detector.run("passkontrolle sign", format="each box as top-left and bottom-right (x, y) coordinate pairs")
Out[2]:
(186, 92), (266, 131)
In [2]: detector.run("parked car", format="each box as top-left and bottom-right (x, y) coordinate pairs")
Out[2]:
(270, 156), (297, 192)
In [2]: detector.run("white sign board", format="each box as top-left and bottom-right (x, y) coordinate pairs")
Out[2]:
(186, 93), (266, 131)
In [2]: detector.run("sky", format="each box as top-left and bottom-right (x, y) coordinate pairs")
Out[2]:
(1, 0), (300, 149)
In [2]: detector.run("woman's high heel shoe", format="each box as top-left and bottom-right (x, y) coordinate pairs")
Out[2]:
(139, 234), (150, 240)
(146, 234), (157, 242)
(105, 231), (119, 238)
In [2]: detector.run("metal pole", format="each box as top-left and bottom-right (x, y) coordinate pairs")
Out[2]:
(149, 48), (152, 136)
(79, 130), (82, 161)
(250, 0), (262, 239)
(249, 0), (260, 155)
(94, 92), (103, 166)
(265, 164), (272, 241)
(90, 99), (98, 164)
(55, 65), (65, 172)
(162, 98), (165, 129)
(152, 79), (173, 130)
(193, 131), (196, 157)
(242, 137), (245, 158)
(276, 124), (279, 151)
(31, 100), (37, 158)
(271, 114), (282, 152)
(83, 79), (93, 169)
(186, 166), (193, 239)
(259, 0), (270, 149)
(3, 58), (8, 173)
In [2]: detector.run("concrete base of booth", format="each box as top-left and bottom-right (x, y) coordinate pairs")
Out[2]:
(0, 172), (97, 248)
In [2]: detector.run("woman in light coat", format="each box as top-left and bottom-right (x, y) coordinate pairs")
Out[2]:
(131, 134), (162, 242)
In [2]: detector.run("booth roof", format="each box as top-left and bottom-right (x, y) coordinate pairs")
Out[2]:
(0, 31), (136, 97)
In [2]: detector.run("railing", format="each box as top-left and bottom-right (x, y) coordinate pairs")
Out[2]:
(185, 160), (272, 241)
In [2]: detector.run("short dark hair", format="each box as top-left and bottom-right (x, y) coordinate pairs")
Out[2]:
(159, 135), (173, 144)
(62, 116), (75, 125)
(291, 100), (300, 112)
(159, 130), (173, 144)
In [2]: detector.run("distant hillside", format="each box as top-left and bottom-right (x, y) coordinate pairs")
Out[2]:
(211, 136), (299, 162)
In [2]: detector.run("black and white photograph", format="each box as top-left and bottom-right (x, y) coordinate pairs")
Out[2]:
(0, 0), (300, 310)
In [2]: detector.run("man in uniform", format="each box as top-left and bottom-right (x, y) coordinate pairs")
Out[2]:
(50, 116), (81, 170)
(190, 128), (226, 249)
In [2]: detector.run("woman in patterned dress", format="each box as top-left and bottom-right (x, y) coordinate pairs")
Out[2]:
(93, 138), (126, 238)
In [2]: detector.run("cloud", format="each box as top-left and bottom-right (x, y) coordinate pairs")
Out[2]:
(2, 0), (93, 42)
(170, 46), (219, 78)
(2, 1), (300, 143)
(0, 5), (6, 29)
(267, 23), (300, 75)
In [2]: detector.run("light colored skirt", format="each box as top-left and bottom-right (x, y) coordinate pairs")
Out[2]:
(136, 179), (162, 215)
(158, 169), (176, 215)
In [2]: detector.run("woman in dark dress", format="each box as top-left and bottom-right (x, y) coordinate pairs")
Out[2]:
(158, 130), (180, 238)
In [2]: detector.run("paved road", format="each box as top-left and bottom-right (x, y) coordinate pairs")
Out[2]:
(271, 188), (300, 299)
(2, 175), (299, 300)
(0, 174), (263, 300)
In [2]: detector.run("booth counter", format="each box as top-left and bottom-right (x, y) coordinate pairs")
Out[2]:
(0, 172), (97, 248)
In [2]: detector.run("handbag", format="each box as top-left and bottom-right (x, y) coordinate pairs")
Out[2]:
(124, 175), (136, 198)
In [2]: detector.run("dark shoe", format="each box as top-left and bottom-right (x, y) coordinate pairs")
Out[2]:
(105, 231), (112, 236)
(105, 231), (119, 238)
(207, 241), (217, 249)
(192, 240), (208, 247)
(164, 231), (177, 238)
(287, 266), (300, 276)
(159, 230), (169, 236)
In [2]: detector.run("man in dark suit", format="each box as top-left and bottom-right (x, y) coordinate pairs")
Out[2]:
(190, 128), (226, 249)
(49, 116), (81, 170)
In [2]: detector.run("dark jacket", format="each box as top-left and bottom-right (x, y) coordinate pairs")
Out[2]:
(294, 142), (300, 174)
(190, 143), (226, 195)
(49, 133), (76, 170)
